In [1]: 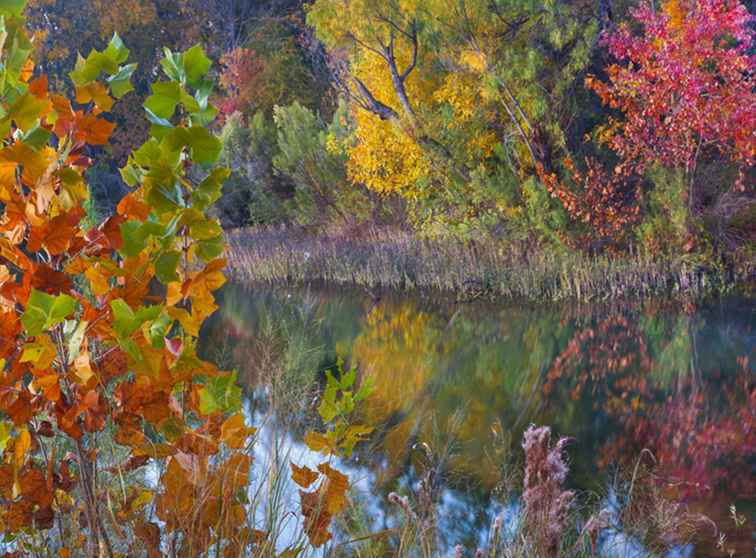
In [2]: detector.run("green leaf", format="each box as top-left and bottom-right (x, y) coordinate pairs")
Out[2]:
(160, 47), (186, 84)
(155, 251), (181, 284)
(119, 220), (147, 258)
(147, 312), (172, 349)
(9, 92), (48, 131)
(187, 217), (222, 241)
(21, 123), (52, 150)
(107, 63), (137, 98)
(70, 35), (131, 88)
(21, 290), (77, 336)
(198, 373), (242, 415)
(162, 126), (221, 166)
(103, 33), (129, 65)
(183, 45), (212, 88)
(192, 168), (229, 210)
(186, 126), (221, 164)
(111, 299), (162, 339)
(195, 235), (225, 262)
(133, 138), (162, 167)
(0, 0), (26, 16)
(110, 298), (137, 338)
(144, 82), (182, 120)
(354, 377), (374, 402)
(340, 366), (356, 390)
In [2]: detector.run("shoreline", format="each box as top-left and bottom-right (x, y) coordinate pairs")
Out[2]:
(225, 226), (753, 303)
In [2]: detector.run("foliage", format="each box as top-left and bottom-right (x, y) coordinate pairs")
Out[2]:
(273, 100), (375, 226)
(293, 361), (373, 547)
(306, 0), (599, 236)
(636, 167), (691, 256)
(216, 111), (289, 228)
(217, 17), (327, 119)
(585, 0), (755, 253)
(588, 0), (754, 182)
(0, 4), (374, 556)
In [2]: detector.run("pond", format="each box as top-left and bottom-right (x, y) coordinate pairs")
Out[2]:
(202, 284), (755, 556)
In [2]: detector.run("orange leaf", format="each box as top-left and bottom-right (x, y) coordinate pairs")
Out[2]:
(74, 112), (115, 146)
(290, 462), (319, 488)
(27, 213), (78, 256)
(220, 413), (255, 450)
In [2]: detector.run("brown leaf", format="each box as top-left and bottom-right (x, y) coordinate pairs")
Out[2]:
(290, 462), (319, 489)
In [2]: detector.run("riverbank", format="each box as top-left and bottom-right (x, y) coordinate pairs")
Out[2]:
(225, 226), (751, 302)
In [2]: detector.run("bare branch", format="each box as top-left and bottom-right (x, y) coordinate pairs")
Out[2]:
(399, 21), (418, 82)
(352, 77), (401, 122)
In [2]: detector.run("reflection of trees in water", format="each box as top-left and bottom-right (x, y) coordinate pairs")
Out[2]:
(541, 306), (755, 505)
(205, 286), (755, 550)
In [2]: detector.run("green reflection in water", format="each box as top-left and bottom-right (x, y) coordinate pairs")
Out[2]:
(202, 284), (755, 553)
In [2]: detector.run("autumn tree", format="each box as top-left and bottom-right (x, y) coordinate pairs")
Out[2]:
(0, 2), (272, 554)
(305, 0), (601, 235)
(587, 0), (755, 230)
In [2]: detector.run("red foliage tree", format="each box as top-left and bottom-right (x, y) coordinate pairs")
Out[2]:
(588, 0), (755, 200)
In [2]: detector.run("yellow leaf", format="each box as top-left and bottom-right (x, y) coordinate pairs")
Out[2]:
(14, 427), (31, 469)
(130, 489), (154, 513)
(75, 82), (114, 112)
(167, 307), (200, 337)
(85, 266), (110, 296)
(74, 348), (94, 385)
(20, 334), (58, 370)
(303, 431), (333, 454)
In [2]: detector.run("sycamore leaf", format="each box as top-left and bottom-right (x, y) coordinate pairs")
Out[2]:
(192, 167), (229, 210)
(221, 413), (255, 450)
(144, 82), (182, 120)
(0, 420), (11, 454)
(70, 33), (131, 87)
(13, 426), (30, 468)
(20, 334), (57, 370)
(75, 82), (113, 111)
(155, 251), (181, 284)
(21, 289), (78, 336)
(21, 123), (52, 150)
(0, 0), (26, 16)
(162, 126), (221, 165)
(183, 45), (212, 88)
(197, 372), (242, 415)
(110, 299), (163, 339)
(290, 463), (319, 488)
(107, 63), (137, 98)
(303, 432), (335, 455)
(317, 462), (349, 514)
(195, 235), (226, 262)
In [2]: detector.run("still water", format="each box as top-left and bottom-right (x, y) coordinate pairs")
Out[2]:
(202, 284), (755, 556)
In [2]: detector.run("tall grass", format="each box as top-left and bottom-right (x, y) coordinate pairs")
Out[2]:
(226, 226), (748, 302)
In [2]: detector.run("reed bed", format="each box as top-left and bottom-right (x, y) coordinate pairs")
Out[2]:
(226, 226), (746, 302)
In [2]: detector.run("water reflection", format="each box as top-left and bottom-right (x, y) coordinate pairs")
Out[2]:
(202, 285), (755, 554)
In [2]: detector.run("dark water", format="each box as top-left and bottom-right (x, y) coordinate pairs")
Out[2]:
(202, 284), (755, 555)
